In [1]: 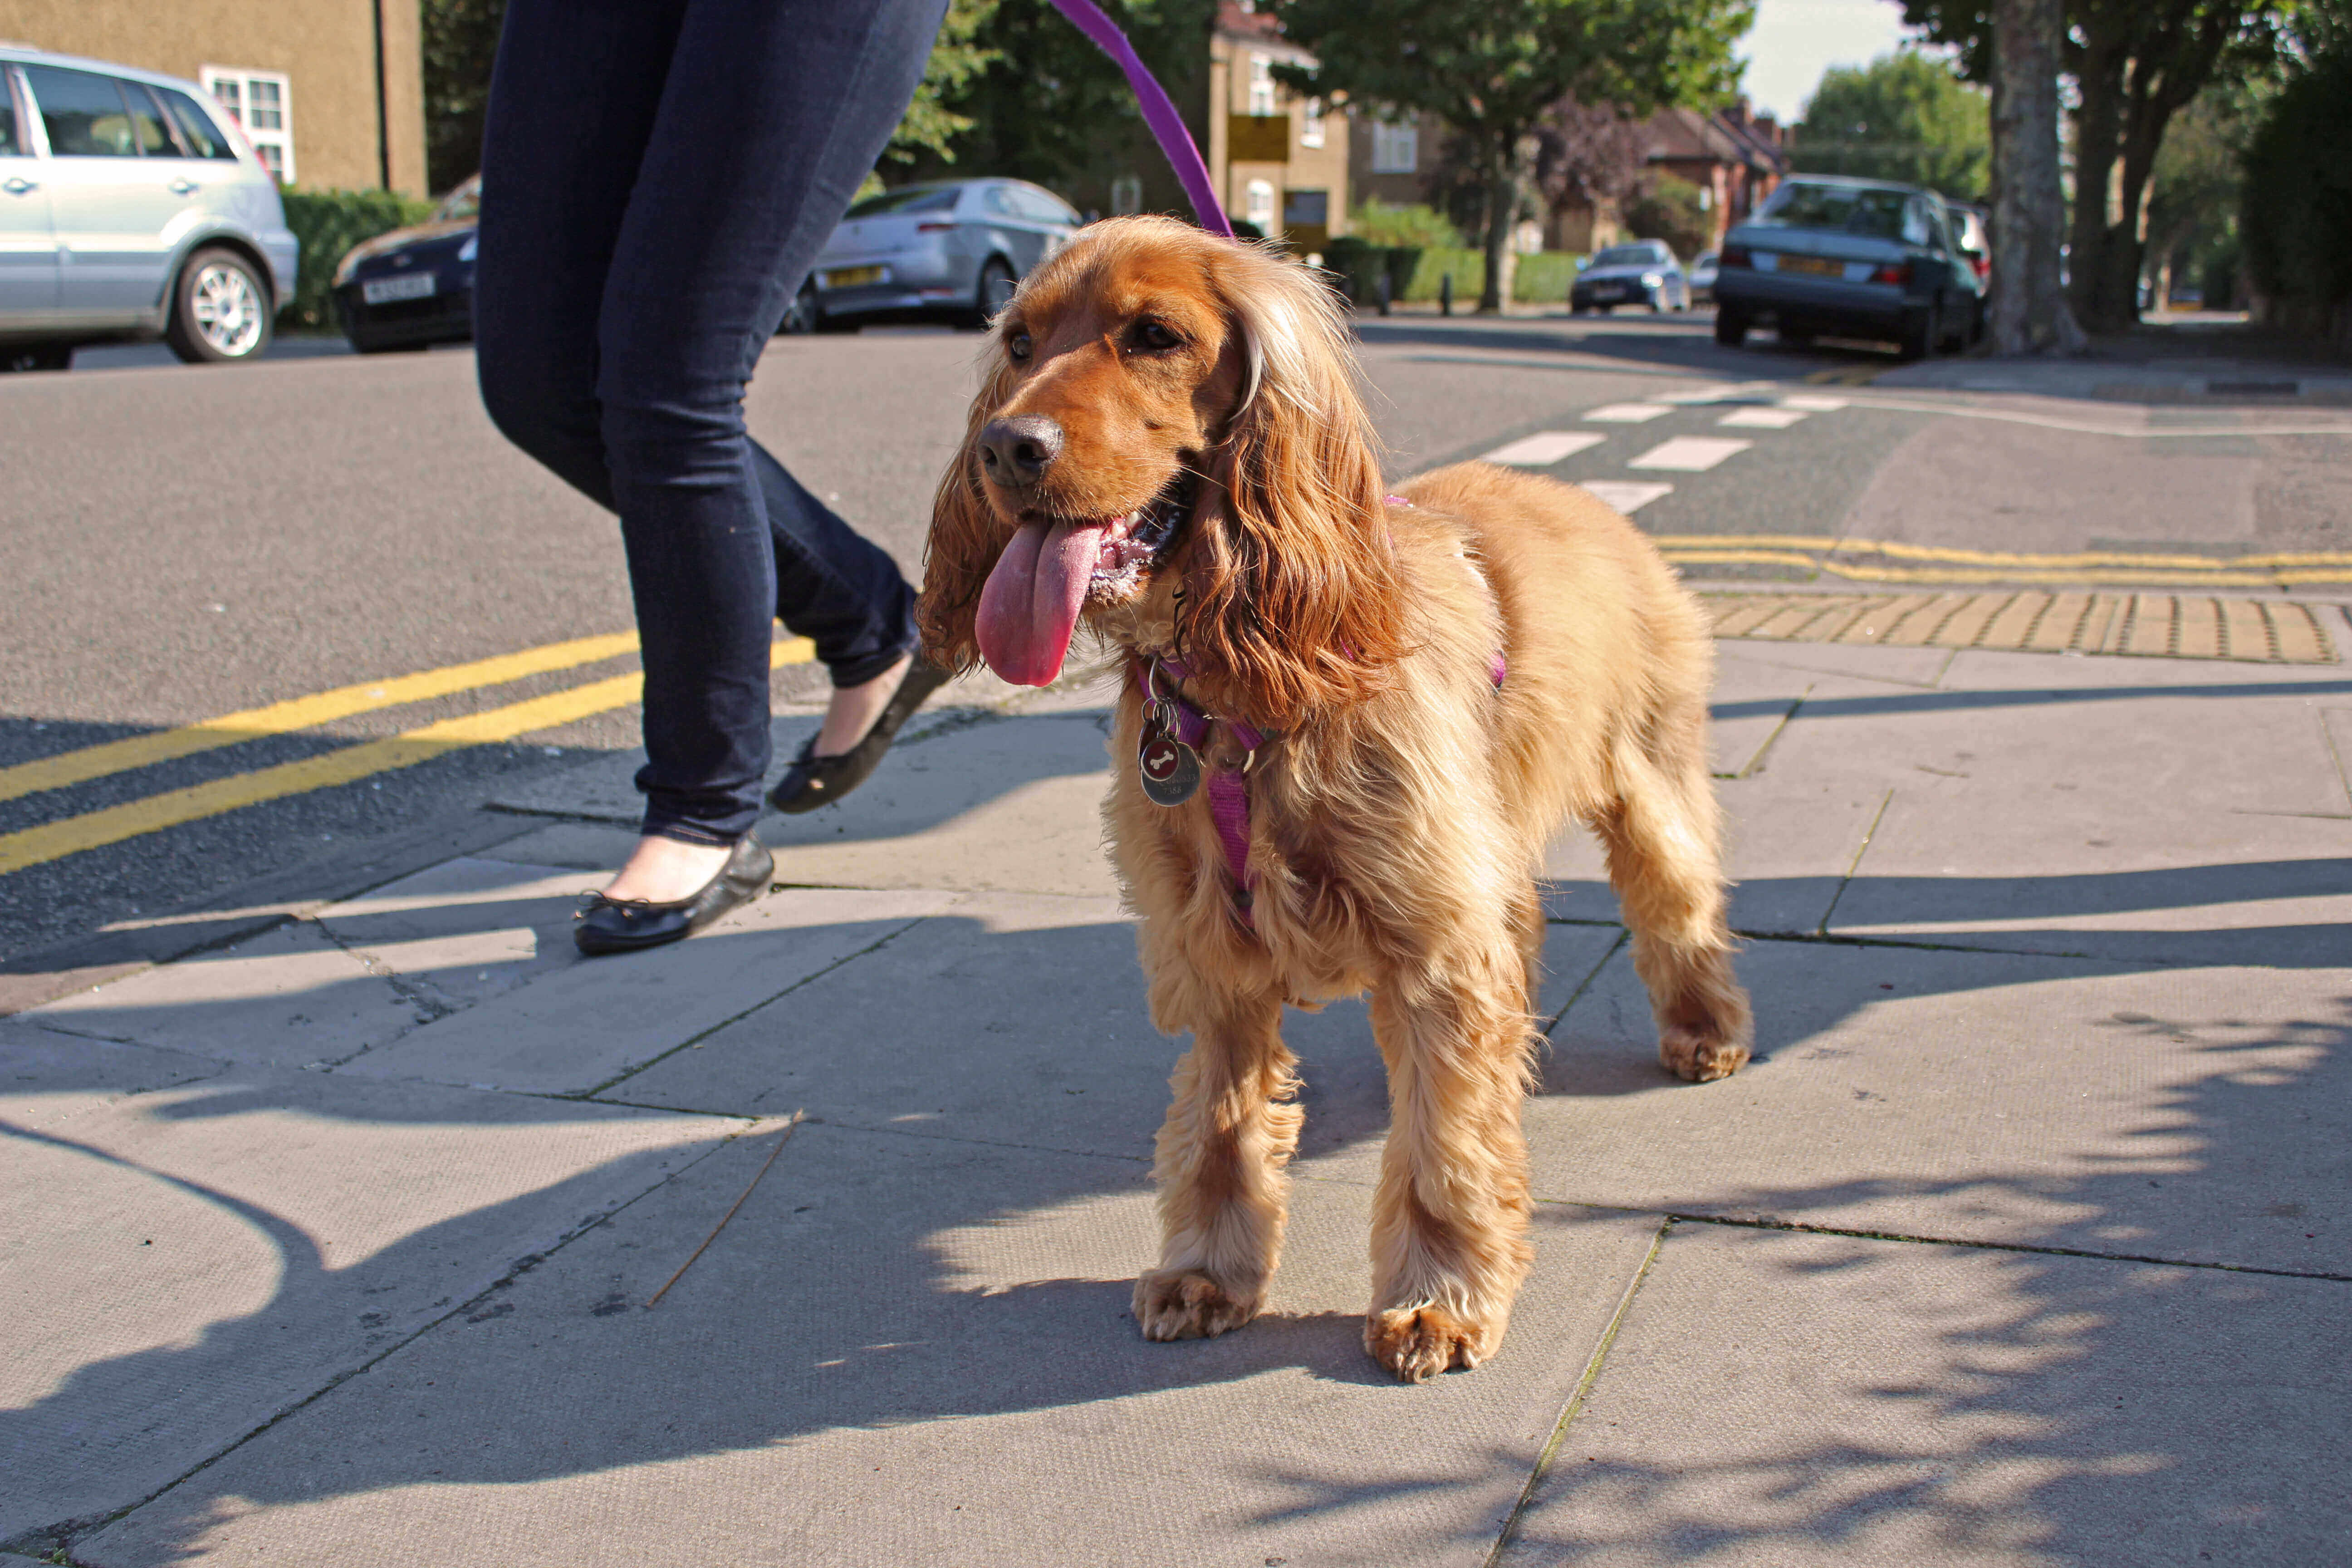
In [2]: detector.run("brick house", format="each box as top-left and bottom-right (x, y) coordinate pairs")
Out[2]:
(0, 0), (428, 196)
(1204, 0), (1350, 254)
(1642, 101), (1788, 252)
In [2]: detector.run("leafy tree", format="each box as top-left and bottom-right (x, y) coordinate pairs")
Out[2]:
(1900, 0), (2299, 331)
(1791, 50), (1989, 199)
(911, 0), (1216, 218)
(1623, 174), (1714, 258)
(1264, 0), (1750, 311)
(421, 1), (1008, 197)
(1529, 98), (1650, 241)
(2241, 41), (2352, 334)
(2143, 91), (2247, 307)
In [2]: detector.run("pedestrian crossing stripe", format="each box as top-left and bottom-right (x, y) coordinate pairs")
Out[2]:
(0, 634), (815, 877)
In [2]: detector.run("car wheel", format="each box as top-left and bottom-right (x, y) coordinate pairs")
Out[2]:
(778, 281), (819, 336)
(1714, 308), (1749, 348)
(1897, 301), (1938, 361)
(973, 258), (1017, 326)
(165, 247), (272, 364)
(2, 343), (72, 372)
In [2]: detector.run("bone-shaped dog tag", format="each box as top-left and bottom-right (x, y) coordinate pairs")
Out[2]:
(1139, 718), (1201, 807)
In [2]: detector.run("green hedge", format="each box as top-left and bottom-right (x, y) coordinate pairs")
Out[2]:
(1324, 239), (1584, 307)
(277, 188), (437, 329)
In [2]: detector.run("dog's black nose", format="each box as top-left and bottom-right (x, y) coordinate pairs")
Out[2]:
(976, 415), (1063, 487)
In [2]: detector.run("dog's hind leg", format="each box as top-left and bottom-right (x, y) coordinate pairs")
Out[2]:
(1362, 948), (1537, 1382)
(1597, 718), (1754, 1083)
(1133, 986), (1301, 1342)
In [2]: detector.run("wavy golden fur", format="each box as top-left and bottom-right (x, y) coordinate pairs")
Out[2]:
(918, 216), (1752, 1382)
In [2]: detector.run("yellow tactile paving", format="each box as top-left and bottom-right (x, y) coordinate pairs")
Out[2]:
(1652, 533), (2352, 588)
(1699, 592), (2340, 664)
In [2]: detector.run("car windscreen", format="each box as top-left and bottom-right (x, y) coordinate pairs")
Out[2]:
(1591, 245), (1660, 268)
(1754, 183), (1911, 239)
(437, 184), (480, 222)
(845, 186), (960, 218)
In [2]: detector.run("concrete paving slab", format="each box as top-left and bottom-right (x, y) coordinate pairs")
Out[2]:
(758, 713), (1117, 897)
(314, 857), (595, 1010)
(1498, 938), (2352, 1275)
(617, 902), (1621, 1165)
(473, 820), (643, 872)
(0, 1023), (224, 1132)
(25, 917), (439, 1068)
(1497, 1222), (2352, 1568)
(0, 1062), (740, 1550)
(1701, 638), (1957, 688)
(76, 1122), (1663, 1568)
(1939, 646), (2352, 691)
(487, 714), (825, 826)
(1826, 672), (2352, 960)
(334, 887), (954, 1096)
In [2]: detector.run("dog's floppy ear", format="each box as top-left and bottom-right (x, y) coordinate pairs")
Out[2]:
(1179, 249), (1406, 730)
(917, 352), (1020, 675)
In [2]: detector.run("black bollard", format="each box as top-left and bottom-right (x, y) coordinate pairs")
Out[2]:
(1377, 269), (1392, 316)
(1440, 272), (1453, 316)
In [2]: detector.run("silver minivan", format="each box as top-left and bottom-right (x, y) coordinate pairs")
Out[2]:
(0, 44), (298, 369)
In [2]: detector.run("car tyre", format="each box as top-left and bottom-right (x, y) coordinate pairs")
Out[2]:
(969, 257), (1017, 328)
(1714, 308), (1749, 347)
(166, 247), (273, 365)
(1897, 300), (1938, 361)
(2, 343), (72, 372)
(778, 281), (820, 336)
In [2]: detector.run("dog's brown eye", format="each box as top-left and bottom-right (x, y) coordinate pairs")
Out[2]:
(1128, 320), (1182, 353)
(1007, 330), (1032, 362)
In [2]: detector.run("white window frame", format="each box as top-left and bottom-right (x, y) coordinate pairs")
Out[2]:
(1371, 118), (1418, 175)
(1244, 179), (1276, 231)
(1300, 98), (1324, 149)
(1248, 54), (1276, 117)
(201, 65), (293, 184)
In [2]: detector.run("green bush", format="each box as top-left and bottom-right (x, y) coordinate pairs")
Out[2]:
(1350, 200), (1461, 249)
(278, 187), (437, 330)
(1512, 251), (1581, 304)
(1320, 239), (1584, 309)
(2242, 49), (2352, 324)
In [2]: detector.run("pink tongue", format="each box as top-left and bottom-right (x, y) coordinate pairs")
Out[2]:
(975, 518), (1107, 686)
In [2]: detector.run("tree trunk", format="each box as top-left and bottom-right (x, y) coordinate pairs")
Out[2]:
(2066, 16), (2134, 332)
(1989, 0), (2083, 354)
(1478, 145), (1515, 314)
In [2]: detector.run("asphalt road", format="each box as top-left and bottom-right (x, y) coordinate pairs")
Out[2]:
(2, 309), (2343, 968)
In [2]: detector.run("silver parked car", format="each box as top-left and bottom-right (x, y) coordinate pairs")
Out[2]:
(0, 44), (297, 369)
(1570, 240), (1691, 314)
(784, 178), (1081, 333)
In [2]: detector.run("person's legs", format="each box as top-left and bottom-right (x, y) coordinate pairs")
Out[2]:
(594, 0), (945, 851)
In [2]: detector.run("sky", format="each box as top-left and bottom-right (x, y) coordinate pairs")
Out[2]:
(1740, 0), (1920, 122)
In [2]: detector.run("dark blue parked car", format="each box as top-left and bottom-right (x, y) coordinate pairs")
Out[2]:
(330, 175), (478, 354)
(1712, 176), (1985, 359)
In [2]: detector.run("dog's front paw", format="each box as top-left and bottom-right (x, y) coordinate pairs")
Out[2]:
(1133, 1269), (1261, 1341)
(1365, 1305), (1497, 1382)
(1660, 1023), (1749, 1083)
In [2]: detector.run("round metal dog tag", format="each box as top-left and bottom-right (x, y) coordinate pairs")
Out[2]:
(1139, 730), (1201, 807)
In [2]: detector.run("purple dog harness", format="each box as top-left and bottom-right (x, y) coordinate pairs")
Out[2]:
(1133, 498), (1505, 928)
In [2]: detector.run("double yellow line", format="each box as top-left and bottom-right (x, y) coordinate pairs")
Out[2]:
(0, 632), (814, 877)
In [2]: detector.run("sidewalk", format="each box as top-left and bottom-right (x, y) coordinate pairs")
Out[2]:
(5, 612), (2350, 1567)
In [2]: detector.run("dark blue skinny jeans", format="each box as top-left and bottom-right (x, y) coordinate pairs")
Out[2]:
(475, 0), (945, 846)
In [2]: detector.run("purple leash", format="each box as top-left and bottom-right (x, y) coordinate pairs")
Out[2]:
(1046, 0), (1234, 238)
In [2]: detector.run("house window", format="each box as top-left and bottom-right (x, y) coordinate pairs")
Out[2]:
(201, 66), (292, 183)
(1283, 190), (1328, 228)
(1248, 54), (1276, 116)
(1371, 118), (1418, 174)
(1244, 179), (1276, 231)
(1300, 98), (1324, 149)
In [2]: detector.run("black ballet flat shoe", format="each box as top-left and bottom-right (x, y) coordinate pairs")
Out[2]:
(767, 656), (951, 815)
(573, 835), (775, 956)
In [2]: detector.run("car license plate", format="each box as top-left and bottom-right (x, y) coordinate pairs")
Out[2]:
(361, 273), (436, 305)
(821, 265), (886, 289)
(1591, 284), (1623, 298)
(1778, 255), (1845, 278)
